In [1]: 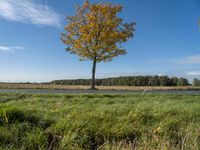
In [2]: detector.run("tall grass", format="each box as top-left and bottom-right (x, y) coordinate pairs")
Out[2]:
(0, 93), (200, 149)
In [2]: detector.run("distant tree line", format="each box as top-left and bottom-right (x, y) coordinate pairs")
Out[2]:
(193, 78), (200, 86)
(52, 76), (190, 86)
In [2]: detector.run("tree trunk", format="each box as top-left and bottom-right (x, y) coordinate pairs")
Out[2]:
(91, 58), (96, 90)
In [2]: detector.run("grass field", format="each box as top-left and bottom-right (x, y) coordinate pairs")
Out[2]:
(1, 93), (200, 149)
(0, 83), (200, 91)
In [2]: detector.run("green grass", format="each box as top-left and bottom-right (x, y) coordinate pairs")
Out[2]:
(1, 93), (200, 149)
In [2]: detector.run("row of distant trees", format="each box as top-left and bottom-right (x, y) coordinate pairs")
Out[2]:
(193, 78), (200, 86)
(52, 76), (190, 86)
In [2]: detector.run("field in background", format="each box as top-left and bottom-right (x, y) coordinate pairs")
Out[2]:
(0, 83), (200, 91)
(1, 93), (200, 149)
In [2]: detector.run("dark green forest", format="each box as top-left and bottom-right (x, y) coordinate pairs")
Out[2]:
(193, 78), (200, 86)
(52, 76), (190, 86)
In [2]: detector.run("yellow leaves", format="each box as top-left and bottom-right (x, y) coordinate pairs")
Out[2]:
(90, 4), (100, 11)
(81, 34), (87, 39)
(74, 44), (81, 49)
(80, 34), (91, 42)
(112, 5), (123, 13)
(73, 40), (82, 49)
(86, 14), (95, 21)
(78, 27), (87, 33)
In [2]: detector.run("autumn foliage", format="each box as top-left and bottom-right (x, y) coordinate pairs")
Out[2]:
(61, 0), (135, 89)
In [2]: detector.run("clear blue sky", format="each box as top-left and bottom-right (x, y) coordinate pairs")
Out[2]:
(0, 0), (199, 82)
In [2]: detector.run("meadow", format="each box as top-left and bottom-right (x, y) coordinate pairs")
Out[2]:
(1, 93), (200, 149)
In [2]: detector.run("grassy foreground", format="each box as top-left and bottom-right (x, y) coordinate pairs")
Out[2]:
(1, 93), (200, 149)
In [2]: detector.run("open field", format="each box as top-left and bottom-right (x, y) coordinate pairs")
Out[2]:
(1, 93), (200, 149)
(0, 83), (200, 91)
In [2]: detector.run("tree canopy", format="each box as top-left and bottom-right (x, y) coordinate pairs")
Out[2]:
(61, 0), (135, 62)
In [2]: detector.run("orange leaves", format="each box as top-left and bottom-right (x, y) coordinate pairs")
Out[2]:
(86, 14), (96, 22)
(61, 0), (135, 62)
(73, 43), (81, 49)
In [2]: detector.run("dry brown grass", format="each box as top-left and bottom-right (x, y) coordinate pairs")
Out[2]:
(0, 83), (199, 91)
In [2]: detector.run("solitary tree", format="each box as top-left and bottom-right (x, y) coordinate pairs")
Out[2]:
(61, 0), (135, 89)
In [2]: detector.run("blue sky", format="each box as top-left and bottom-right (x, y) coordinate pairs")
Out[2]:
(0, 0), (199, 82)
